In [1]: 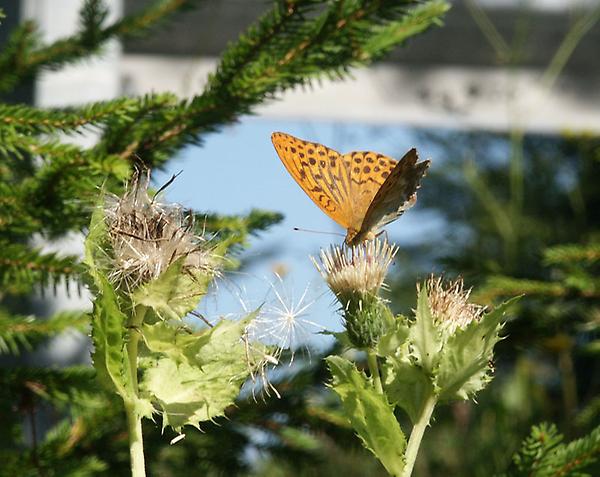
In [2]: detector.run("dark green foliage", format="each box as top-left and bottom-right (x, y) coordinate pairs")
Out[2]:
(0, 366), (107, 477)
(387, 131), (600, 476)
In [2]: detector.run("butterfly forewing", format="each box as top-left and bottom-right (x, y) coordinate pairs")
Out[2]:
(271, 132), (353, 228)
(359, 148), (430, 237)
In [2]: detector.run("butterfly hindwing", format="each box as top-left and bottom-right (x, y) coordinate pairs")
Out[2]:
(359, 148), (430, 236)
(271, 132), (353, 228)
(342, 151), (398, 232)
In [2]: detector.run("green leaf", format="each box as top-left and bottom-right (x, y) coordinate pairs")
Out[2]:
(327, 355), (406, 476)
(141, 321), (200, 362)
(90, 272), (132, 400)
(382, 357), (434, 424)
(83, 197), (110, 289)
(409, 286), (442, 373)
(132, 257), (212, 321)
(139, 313), (259, 432)
(84, 196), (134, 399)
(436, 297), (519, 401)
(321, 330), (354, 349)
(376, 318), (410, 357)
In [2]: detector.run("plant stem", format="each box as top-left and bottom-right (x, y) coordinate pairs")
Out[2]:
(125, 306), (147, 477)
(402, 393), (437, 477)
(128, 307), (145, 393)
(125, 401), (146, 477)
(367, 350), (383, 394)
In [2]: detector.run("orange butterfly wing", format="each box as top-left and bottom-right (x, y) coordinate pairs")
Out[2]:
(271, 132), (353, 229)
(272, 132), (430, 245)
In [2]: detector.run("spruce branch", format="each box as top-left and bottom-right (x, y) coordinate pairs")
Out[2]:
(0, 181), (42, 234)
(119, 0), (449, 162)
(0, 20), (39, 93)
(544, 243), (600, 266)
(0, 138), (121, 235)
(4, 421), (108, 477)
(505, 422), (600, 477)
(93, 93), (179, 157)
(106, 0), (202, 39)
(0, 366), (111, 476)
(0, 366), (99, 409)
(0, 0), (204, 94)
(0, 129), (87, 163)
(198, 209), (284, 242)
(16, 151), (130, 236)
(475, 276), (567, 303)
(0, 242), (82, 295)
(0, 310), (89, 355)
(0, 98), (146, 135)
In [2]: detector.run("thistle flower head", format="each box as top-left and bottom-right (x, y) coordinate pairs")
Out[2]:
(312, 239), (398, 299)
(312, 239), (397, 349)
(103, 169), (218, 290)
(423, 275), (486, 336)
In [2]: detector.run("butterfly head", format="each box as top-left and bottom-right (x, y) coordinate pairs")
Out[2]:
(344, 228), (376, 247)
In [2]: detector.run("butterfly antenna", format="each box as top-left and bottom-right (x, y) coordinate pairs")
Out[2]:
(293, 227), (345, 237)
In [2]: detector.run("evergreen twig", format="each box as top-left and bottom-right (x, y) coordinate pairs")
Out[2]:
(0, 310), (89, 355)
(0, 0), (203, 93)
(506, 422), (600, 477)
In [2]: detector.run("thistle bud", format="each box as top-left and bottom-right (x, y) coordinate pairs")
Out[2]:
(313, 239), (397, 349)
(408, 275), (512, 401)
(422, 276), (486, 339)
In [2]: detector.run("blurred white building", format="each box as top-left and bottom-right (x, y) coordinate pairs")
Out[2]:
(6, 0), (599, 133)
(117, 0), (600, 133)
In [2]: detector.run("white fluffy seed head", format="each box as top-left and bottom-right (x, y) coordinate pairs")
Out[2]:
(245, 275), (321, 364)
(103, 169), (218, 291)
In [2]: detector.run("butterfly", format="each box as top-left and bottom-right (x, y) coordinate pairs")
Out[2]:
(271, 132), (430, 246)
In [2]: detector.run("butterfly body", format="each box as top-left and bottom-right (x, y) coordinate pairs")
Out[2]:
(271, 132), (429, 246)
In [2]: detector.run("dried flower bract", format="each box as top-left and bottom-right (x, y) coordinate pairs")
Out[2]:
(103, 169), (218, 290)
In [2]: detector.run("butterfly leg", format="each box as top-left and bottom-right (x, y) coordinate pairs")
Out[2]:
(376, 230), (389, 243)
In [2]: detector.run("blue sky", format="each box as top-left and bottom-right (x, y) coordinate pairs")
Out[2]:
(153, 117), (446, 351)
